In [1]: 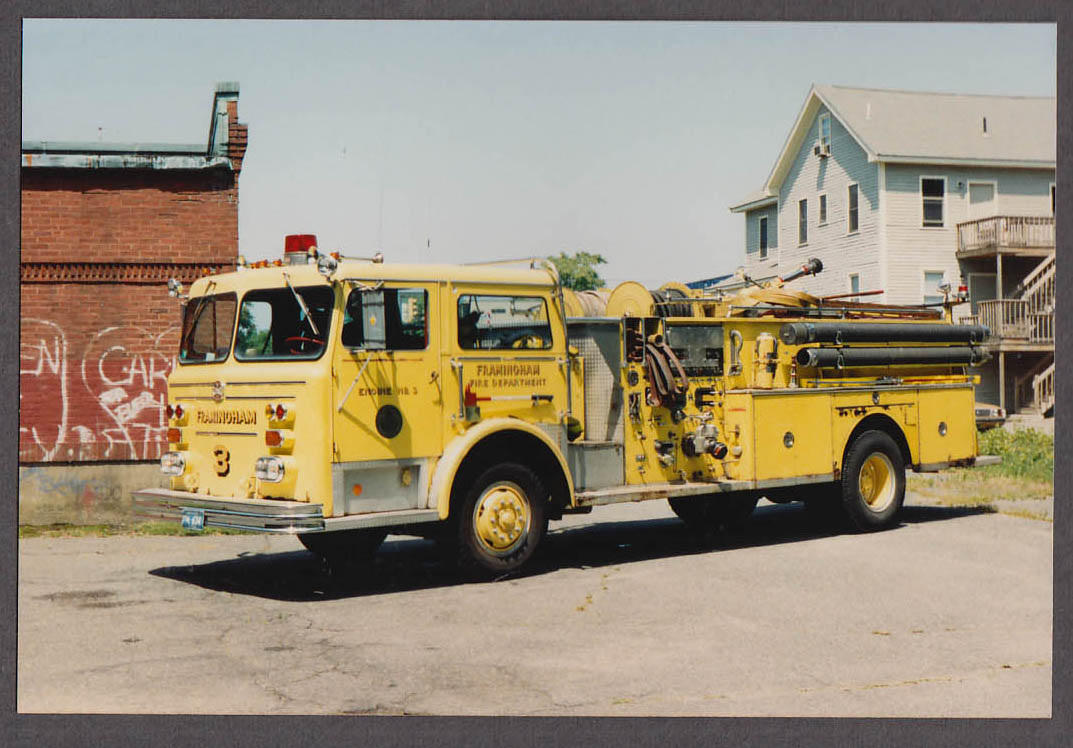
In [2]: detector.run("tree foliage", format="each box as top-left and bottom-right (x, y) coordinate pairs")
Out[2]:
(550, 251), (608, 291)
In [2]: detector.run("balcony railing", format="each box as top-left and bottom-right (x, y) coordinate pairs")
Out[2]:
(957, 215), (1055, 253)
(1034, 363), (1055, 415)
(975, 299), (1054, 343)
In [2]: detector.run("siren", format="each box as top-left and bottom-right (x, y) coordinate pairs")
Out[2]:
(284, 234), (318, 266)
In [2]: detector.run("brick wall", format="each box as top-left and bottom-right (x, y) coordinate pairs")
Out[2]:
(20, 100), (248, 464)
(21, 169), (238, 265)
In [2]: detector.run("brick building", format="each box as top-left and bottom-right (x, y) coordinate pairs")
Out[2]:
(19, 83), (248, 521)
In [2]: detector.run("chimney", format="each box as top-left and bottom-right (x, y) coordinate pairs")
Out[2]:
(207, 82), (248, 174)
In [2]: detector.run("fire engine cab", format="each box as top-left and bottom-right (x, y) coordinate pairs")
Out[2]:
(135, 235), (994, 575)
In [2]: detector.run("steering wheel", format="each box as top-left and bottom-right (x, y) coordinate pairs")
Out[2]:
(284, 336), (325, 354)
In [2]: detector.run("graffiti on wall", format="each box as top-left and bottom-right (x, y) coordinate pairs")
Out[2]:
(20, 319), (178, 462)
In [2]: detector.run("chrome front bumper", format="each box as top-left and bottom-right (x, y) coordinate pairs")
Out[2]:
(133, 488), (325, 533)
(132, 488), (442, 534)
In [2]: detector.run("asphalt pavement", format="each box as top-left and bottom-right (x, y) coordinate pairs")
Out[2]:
(17, 493), (1052, 716)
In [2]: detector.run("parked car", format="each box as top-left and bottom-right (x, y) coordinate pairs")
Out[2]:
(975, 402), (1006, 430)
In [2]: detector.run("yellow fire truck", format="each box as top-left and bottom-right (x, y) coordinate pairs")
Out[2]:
(135, 235), (994, 575)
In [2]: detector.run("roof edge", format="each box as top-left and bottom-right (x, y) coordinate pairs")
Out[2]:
(729, 195), (778, 213)
(877, 154), (1055, 170)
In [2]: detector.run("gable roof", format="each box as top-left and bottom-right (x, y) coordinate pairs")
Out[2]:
(731, 84), (1055, 212)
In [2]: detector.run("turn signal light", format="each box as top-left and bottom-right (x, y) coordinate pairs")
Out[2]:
(265, 430), (284, 447)
(167, 428), (182, 444)
(264, 403), (290, 421)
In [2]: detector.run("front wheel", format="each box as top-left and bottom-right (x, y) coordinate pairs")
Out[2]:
(457, 463), (548, 576)
(840, 430), (905, 531)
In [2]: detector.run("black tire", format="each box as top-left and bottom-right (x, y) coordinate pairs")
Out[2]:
(669, 492), (758, 532)
(800, 482), (845, 528)
(668, 496), (714, 528)
(840, 430), (905, 531)
(299, 528), (388, 563)
(456, 462), (548, 575)
(720, 492), (760, 530)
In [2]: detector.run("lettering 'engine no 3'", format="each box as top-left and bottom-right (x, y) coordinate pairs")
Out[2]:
(135, 236), (995, 576)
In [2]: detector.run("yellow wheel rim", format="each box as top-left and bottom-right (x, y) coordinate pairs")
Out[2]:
(473, 481), (531, 557)
(858, 453), (896, 512)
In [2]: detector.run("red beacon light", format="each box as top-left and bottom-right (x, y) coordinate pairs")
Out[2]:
(284, 234), (318, 266)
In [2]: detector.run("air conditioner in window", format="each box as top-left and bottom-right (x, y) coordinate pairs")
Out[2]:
(813, 144), (831, 158)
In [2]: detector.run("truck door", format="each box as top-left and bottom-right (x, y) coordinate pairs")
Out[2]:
(333, 282), (443, 462)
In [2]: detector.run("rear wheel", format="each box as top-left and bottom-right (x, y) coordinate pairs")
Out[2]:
(669, 492), (758, 532)
(840, 430), (905, 531)
(299, 528), (387, 564)
(457, 462), (548, 576)
(800, 482), (844, 527)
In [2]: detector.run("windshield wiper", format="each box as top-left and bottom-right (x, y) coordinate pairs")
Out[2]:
(282, 272), (321, 337)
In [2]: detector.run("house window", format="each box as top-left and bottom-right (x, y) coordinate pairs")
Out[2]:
(922, 178), (945, 227)
(758, 216), (769, 259)
(847, 184), (859, 233)
(818, 114), (831, 150)
(1051, 184), (1056, 214)
(923, 271), (946, 306)
(849, 273), (860, 299)
(798, 199), (808, 245)
(818, 194), (827, 225)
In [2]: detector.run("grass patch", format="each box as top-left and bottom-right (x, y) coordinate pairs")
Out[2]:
(907, 471), (1052, 504)
(976, 427), (1054, 482)
(18, 522), (253, 539)
(907, 428), (1053, 518)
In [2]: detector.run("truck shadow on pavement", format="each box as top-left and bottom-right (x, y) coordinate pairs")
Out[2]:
(149, 501), (990, 602)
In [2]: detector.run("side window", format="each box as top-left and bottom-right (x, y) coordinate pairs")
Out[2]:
(923, 271), (946, 306)
(922, 178), (945, 227)
(847, 184), (859, 233)
(457, 294), (552, 350)
(341, 287), (428, 350)
(179, 292), (237, 364)
(819, 113), (831, 150)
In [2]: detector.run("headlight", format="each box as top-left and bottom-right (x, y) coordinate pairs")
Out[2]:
(255, 456), (286, 482)
(160, 452), (186, 476)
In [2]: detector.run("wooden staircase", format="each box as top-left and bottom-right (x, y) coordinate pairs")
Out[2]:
(975, 254), (1055, 343)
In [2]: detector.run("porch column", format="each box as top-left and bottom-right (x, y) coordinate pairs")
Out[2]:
(998, 351), (1006, 412)
(996, 254), (1003, 300)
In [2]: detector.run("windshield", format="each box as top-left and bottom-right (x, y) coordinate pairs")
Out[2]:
(234, 286), (335, 360)
(179, 292), (238, 364)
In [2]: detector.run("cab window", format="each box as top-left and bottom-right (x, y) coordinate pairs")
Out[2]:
(179, 292), (237, 364)
(457, 294), (552, 350)
(342, 287), (428, 350)
(234, 286), (334, 360)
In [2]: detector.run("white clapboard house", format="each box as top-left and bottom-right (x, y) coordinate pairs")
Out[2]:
(730, 85), (1055, 415)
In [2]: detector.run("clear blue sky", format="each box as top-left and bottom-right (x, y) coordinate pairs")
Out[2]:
(22, 20), (1056, 288)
